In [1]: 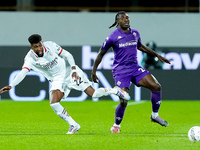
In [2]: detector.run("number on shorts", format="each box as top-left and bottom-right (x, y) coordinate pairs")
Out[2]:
(74, 77), (83, 86)
(138, 68), (145, 72)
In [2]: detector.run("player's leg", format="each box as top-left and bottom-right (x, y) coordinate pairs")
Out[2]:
(110, 74), (133, 133)
(84, 86), (129, 131)
(138, 74), (169, 127)
(73, 66), (130, 100)
(111, 87), (129, 133)
(49, 90), (80, 134)
(109, 74), (132, 133)
(84, 86), (130, 101)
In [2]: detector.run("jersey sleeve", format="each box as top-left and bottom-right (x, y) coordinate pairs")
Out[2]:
(48, 41), (76, 67)
(101, 36), (113, 51)
(9, 69), (29, 88)
(49, 41), (63, 55)
(59, 49), (76, 67)
(22, 55), (33, 71)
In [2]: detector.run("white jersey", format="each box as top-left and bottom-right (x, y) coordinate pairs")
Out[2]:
(22, 41), (71, 81)
(20, 41), (91, 98)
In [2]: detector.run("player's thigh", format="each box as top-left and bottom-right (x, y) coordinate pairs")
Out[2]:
(84, 86), (95, 97)
(50, 90), (64, 104)
(138, 74), (161, 91)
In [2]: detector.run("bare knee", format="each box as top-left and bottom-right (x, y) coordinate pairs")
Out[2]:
(120, 98), (128, 107)
(84, 86), (95, 97)
(49, 90), (64, 104)
(152, 83), (161, 91)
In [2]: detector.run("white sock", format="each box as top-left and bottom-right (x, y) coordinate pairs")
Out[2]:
(50, 102), (76, 125)
(151, 112), (158, 119)
(92, 88), (114, 98)
(113, 123), (120, 127)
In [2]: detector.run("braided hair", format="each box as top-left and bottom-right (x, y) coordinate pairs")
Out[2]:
(109, 11), (126, 29)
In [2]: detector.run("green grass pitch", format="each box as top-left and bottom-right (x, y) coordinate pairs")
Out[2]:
(0, 100), (200, 150)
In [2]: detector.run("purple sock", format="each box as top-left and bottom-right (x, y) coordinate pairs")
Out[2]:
(115, 104), (126, 125)
(151, 91), (162, 113)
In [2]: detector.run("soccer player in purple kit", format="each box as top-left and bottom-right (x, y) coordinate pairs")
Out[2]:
(91, 11), (171, 133)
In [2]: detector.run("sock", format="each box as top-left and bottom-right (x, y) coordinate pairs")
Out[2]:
(151, 112), (158, 119)
(115, 104), (126, 125)
(151, 91), (162, 114)
(50, 102), (76, 125)
(92, 88), (113, 98)
(113, 123), (120, 127)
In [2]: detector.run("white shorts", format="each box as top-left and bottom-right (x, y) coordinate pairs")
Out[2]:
(49, 66), (92, 98)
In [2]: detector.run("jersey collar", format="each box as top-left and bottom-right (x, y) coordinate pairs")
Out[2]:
(43, 45), (47, 52)
(117, 28), (131, 34)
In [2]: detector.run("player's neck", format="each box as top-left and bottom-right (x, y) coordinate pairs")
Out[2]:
(119, 27), (129, 33)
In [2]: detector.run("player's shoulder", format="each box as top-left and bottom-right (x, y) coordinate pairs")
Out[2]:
(105, 29), (119, 42)
(44, 41), (62, 49)
(43, 41), (63, 54)
(43, 41), (56, 47)
(130, 28), (140, 35)
(24, 50), (36, 62)
(110, 28), (120, 37)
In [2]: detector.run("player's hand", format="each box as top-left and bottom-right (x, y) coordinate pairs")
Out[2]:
(157, 55), (171, 64)
(71, 71), (80, 81)
(0, 85), (12, 94)
(91, 72), (99, 83)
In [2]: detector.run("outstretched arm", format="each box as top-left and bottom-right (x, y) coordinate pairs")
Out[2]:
(0, 69), (29, 94)
(91, 48), (107, 83)
(137, 44), (171, 64)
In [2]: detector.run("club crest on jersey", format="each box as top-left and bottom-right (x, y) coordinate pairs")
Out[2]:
(55, 44), (61, 51)
(133, 32), (136, 37)
(117, 81), (121, 86)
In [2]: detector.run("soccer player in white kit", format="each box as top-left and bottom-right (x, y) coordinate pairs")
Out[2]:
(0, 34), (130, 134)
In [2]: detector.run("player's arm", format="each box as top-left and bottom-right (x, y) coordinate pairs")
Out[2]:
(0, 69), (29, 94)
(91, 48), (107, 83)
(137, 44), (171, 64)
(59, 49), (79, 80)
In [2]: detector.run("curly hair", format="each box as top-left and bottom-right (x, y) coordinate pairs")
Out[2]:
(28, 34), (42, 44)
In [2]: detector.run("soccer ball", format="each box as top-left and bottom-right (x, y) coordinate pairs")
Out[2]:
(188, 126), (200, 142)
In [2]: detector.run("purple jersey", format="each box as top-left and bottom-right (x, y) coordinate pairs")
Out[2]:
(101, 28), (142, 76)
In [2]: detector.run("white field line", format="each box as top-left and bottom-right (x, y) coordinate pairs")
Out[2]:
(114, 100), (147, 108)
(117, 133), (187, 137)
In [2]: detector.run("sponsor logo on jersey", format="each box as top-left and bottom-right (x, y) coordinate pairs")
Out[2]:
(37, 57), (58, 69)
(119, 41), (137, 48)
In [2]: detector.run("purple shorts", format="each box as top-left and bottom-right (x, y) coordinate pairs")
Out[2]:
(113, 66), (150, 89)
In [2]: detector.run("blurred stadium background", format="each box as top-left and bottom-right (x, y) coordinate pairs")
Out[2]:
(0, 0), (200, 101)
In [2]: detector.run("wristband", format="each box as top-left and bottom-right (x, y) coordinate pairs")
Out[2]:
(71, 70), (77, 73)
